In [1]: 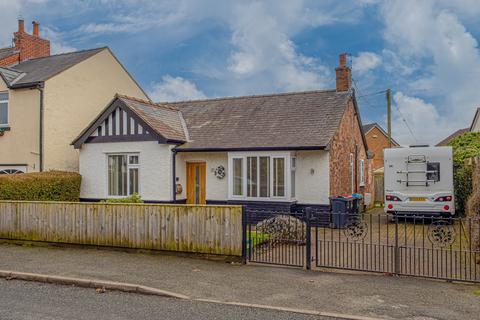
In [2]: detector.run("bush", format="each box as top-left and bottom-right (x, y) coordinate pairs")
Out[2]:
(449, 132), (480, 215)
(0, 171), (81, 202)
(453, 164), (473, 215)
(256, 215), (306, 244)
(449, 132), (480, 164)
(103, 193), (143, 203)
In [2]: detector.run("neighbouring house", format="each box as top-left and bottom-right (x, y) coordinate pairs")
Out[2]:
(0, 20), (148, 174)
(362, 123), (400, 170)
(436, 107), (480, 146)
(362, 123), (399, 206)
(73, 54), (374, 212)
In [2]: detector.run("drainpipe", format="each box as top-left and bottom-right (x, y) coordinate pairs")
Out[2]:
(172, 149), (177, 203)
(36, 83), (45, 172)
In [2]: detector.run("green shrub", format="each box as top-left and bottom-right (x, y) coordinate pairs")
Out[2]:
(454, 164), (473, 215)
(0, 171), (81, 202)
(103, 193), (143, 204)
(449, 132), (480, 164)
(448, 132), (480, 215)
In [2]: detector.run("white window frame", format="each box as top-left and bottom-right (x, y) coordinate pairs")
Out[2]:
(106, 153), (140, 198)
(0, 91), (8, 127)
(228, 151), (291, 201)
(359, 159), (365, 187)
(290, 156), (296, 198)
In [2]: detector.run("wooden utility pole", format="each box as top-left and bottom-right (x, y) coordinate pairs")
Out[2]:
(386, 88), (392, 148)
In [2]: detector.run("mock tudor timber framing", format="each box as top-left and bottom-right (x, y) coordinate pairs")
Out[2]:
(72, 97), (181, 149)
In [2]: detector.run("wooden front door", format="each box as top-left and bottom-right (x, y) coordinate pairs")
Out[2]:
(186, 162), (206, 204)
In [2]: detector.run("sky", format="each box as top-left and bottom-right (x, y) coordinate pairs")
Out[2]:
(0, 0), (479, 146)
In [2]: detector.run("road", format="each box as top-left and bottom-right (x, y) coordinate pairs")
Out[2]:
(0, 279), (330, 320)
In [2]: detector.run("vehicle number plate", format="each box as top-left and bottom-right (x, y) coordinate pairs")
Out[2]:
(410, 197), (426, 202)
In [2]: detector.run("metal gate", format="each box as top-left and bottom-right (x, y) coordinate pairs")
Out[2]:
(244, 208), (480, 283)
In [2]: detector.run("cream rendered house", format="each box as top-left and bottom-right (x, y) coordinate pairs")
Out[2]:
(0, 28), (147, 173)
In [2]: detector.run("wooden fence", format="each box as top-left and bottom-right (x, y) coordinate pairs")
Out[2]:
(0, 201), (243, 256)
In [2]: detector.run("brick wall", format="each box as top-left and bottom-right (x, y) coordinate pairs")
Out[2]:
(329, 98), (373, 202)
(14, 30), (50, 62)
(0, 20), (50, 67)
(365, 126), (391, 170)
(0, 53), (20, 67)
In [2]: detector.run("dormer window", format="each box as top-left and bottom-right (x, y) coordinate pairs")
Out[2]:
(0, 92), (8, 127)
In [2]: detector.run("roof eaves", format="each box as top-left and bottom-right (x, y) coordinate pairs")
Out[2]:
(174, 146), (327, 153)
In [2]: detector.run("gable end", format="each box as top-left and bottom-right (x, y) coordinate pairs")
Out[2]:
(72, 98), (168, 149)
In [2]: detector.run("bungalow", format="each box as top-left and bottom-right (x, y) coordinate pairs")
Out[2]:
(72, 54), (373, 211)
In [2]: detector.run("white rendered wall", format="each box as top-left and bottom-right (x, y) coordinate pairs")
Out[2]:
(79, 141), (173, 201)
(295, 150), (330, 205)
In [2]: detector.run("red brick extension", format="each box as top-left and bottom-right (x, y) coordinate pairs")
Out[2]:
(330, 53), (373, 203)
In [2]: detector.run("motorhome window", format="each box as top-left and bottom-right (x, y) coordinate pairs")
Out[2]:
(427, 162), (440, 182)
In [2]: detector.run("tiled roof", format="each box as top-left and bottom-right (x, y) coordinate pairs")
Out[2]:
(362, 122), (400, 146)
(169, 89), (351, 150)
(0, 67), (23, 85)
(117, 95), (186, 142)
(0, 47), (105, 87)
(0, 47), (18, 61)
(436, 128), (470, 146)
(362, 123), (376, 134)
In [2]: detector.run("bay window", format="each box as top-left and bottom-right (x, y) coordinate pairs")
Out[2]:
(229, 153), (290, 200)
(0, 92), (8, 127)
(108, 154), (139, 197)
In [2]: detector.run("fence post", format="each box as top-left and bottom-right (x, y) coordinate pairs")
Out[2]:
(305, 207), (312, 270)
(241, 206), (247, 264)
(394, 215), (400, 275)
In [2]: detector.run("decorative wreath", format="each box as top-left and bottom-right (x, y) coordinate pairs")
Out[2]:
(214, 165), (226, 179)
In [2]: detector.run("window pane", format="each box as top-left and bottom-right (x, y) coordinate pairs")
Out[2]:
(273, 158), (285, 197)
(129, 155), (139, 165)
(108, 155), (127, 196)
(0, 92), (8, 101)
(259, 156), (270, 197)
(233, 158), (243, 196)
(129, 168), (139, 194)
(0, 102), (7, 125)
(247, 157), (258, 197)
(427, 162), (440, 182)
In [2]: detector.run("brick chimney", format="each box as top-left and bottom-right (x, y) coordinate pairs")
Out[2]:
(13, 19), (50, 62)
(335, 53), (351, 92)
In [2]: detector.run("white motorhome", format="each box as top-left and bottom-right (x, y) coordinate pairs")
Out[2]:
(384, 146), (455, 216)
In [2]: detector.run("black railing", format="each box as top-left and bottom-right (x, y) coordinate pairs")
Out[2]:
(243, 208), (480, 283)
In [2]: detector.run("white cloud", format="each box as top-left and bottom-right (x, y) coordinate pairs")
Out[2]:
(379, 0), (480, 145)
(42, 27), (77, 54)
(352, 52), (381, 74)
(149, 75), (206, 102)
(0, 0), (21, 47)
(392, 92), (452, 145)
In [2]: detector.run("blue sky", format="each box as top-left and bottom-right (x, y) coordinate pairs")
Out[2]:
(1, 0), (479, 145)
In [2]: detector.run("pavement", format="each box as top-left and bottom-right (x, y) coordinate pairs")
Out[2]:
(0, 279), (330, 320)
(0, 242), (479, 320)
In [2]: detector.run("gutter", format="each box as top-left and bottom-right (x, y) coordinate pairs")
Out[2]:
(173, 146), (326, 153)
(34, 83), (45, 172)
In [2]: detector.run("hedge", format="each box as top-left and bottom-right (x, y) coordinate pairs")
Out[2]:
(0, 171), (81, 202)
(448, 132), (480, 215)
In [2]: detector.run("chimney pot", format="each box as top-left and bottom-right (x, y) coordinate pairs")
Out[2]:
(32, 21), (39, 37)
(339, 53), (347, 67)
(18, 19), (25, 33)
